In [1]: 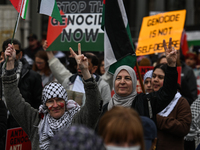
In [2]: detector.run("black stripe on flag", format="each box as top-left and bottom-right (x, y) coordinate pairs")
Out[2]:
(37, 0), (41, 13)
(105, 0), (134, 60)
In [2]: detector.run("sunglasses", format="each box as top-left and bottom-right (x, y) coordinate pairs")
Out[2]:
(16, 50), (21, 55)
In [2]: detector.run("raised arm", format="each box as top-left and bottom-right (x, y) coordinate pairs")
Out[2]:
(164, 37), (177, 67)
(69, 43), (91, 80)
(3, 44), (40, 136)
(70, 44), (101, 128)
(152, 38), (178, 113)
(43, 40), (73, 86)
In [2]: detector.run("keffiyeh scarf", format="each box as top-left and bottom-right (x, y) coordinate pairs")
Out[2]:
(38, 82), (80, 150)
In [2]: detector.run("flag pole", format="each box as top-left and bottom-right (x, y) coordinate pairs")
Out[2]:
(4, 0), (24, 68)
(135, 61), (146, 94)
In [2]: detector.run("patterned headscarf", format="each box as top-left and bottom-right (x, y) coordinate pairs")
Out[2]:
(38, 82), (80, 150)
(49, 125), (106, 150)
(108, 65), (137, 110)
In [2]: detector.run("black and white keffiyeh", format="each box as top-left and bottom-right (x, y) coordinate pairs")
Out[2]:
(38, 82), (80, 150)
(185, 97), (200, 141)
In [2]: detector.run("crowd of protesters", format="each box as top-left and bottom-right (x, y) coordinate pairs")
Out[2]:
(0, 35), (200, 150)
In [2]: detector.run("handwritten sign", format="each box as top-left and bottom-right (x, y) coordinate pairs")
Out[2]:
(136, 10), (186, 56)
(5, 127), (31, 150)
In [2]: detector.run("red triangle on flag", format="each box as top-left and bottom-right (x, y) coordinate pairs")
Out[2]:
(47, 10), (67, 47)
(10, 0), (22, 13)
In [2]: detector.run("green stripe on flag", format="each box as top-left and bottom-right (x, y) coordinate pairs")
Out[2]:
(23, 0), (29, 19)
(51, 0), (62, 23)
(108, 55), (136, 74)
(126, 25), (134, 49)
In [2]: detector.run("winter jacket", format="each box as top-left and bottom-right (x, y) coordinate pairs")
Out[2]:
(48, 56), (111, 106)
(156, 97), (191, 150)
(0, 58), (43, 129)
(2, 72), (102, 150)
(101, 66), (178, 123)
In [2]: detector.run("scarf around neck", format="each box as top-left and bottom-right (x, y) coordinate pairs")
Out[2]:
(38, 104), (80, 150)
(158, 92), (181, 117)
(38, 82), (80, 150)
(108, 66), (137, 110)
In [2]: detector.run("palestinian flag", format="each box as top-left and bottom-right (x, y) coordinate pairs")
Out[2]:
(38, 0), (62, 23)
(46, 11), (67, 51)
(102, 0), (136, 74)
(10, 0), (29, 19)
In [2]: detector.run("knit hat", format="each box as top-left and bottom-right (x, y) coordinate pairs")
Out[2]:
(49, 125), (106, 150)
(140, 116), (157, 150)
(143, 70), (153, 82)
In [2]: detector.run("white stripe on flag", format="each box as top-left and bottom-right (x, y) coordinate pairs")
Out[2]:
(21, 0), (27, 19)
(39, 0), (54, 16)
(118, 0), (128, 27)
(104, 29), (117, 72)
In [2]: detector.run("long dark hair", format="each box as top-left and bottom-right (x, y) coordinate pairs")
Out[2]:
(153, 63), (167, 74)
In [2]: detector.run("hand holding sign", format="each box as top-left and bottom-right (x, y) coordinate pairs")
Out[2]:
(163, 38), (177, 67)
(69, 43), (91, 80)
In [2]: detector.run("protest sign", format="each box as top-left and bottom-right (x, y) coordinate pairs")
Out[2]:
(46, 0), (104, 52)
(136, 10), (186, 56)
(5, 127), (31, 150)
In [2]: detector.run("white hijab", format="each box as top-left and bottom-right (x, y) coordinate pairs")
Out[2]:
(108, 66), (137, 110)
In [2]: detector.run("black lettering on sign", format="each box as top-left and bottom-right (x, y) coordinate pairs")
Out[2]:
(147, 14), (180, 26)
(149, 27), (173, 39)
(89, 1), (103, 13)
(62, 29), (72, 42)
(85, 29), (99, 42)
(76, 15), (84, 25)
(149, 30), (156, 38)
(86, 15), (93, 25)
(136, 39), (181, 55)
(51, 15), (66, 26)
(73, 29), (83, 41)
(158, 27), (173, 36)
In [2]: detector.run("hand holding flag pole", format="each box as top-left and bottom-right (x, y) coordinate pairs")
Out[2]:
(4, 0), (25, 68)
